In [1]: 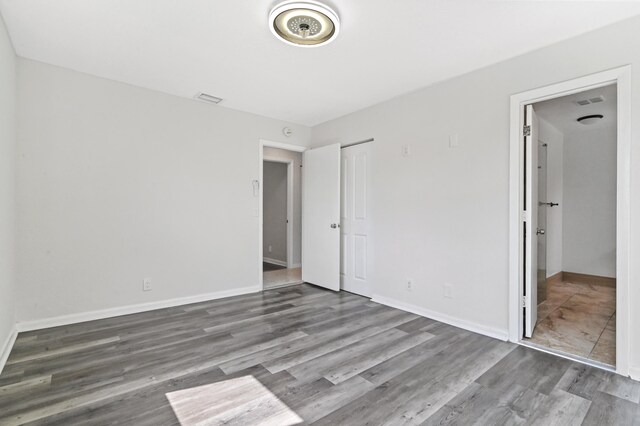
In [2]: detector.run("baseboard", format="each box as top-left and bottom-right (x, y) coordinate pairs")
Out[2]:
(370, 294), (509, 341)
(263, 257), (287, 267)
(546, 271), (563, 286)
(629, 367), (640, 381)
(562, 271), (616, 288)
(0, 325), (18, 374)
(290, 263), (302, 269)
(16, 285), (262, 333)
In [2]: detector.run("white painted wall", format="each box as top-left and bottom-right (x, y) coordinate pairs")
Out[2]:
(0, 13), (16, 361)
(563, 127), (617, 278)
(16, 59), (310, 324)
(311, 16), (640, 375)
(263, 147), (303, 267)
(538, 118), (563, 278)
(263, 161), (288, 264)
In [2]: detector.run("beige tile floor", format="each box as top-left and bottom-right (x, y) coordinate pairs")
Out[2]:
(263, 267), (302, 290)
(530, 279), (616, 366)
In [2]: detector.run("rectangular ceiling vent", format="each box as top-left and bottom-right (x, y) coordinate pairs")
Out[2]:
(195, 92), (223, 104)
(574, 95), (604, 106)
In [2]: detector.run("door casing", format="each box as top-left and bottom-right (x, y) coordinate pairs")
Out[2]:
(508, 66), (631, 376)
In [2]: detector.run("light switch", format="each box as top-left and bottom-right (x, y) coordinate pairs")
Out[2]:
(449, 134), (459, 148)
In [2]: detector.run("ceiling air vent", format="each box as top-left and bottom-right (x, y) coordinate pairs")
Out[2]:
(195, 93), (223, 104)
(574, 95), (604, 106)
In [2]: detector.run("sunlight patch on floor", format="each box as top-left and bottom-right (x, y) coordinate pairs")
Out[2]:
(166, 375), (303, 425)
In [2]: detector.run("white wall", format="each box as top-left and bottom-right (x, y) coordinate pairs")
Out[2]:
(311, 15), (640, 375)
(16, 59), (310, 324)
(538, 118), (563, 278)
(263, 147), (303, 267)
(563, 127), (617, 278)
(0, 13), (17, 362)
(263, 161), (288, 263)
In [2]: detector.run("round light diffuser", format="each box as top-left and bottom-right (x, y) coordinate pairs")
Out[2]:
(269, 1), (340, 47)
(577, 114), (604, 125)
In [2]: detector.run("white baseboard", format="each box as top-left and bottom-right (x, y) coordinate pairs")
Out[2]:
(263, 257), (287, 267)
(629, 367), (640, 381)
(290, 263), (302, 268)
(0, 325), (18, 374)
(16, 285), (262, 333)
(370, 294), (509, 341)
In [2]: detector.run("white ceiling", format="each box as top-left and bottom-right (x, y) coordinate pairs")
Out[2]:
(1, 1), (639, 126)
(535, 84), (617, 135)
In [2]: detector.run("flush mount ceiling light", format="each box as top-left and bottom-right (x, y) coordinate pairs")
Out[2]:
(577, 114), (604, 125)
(269, 1), (340, 47)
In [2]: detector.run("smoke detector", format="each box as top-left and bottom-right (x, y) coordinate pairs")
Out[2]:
(269, 1), (340, 47)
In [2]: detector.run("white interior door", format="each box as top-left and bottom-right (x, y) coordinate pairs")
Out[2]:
(340, 143), (372, 297)
(302, 143), (341, 291)
(524, 104), (539, 337)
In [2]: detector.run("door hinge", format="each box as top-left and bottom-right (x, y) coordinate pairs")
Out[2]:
(523, 125), (531, 137)
(521, 296), (528, 308)
(521, 211), (529, 222)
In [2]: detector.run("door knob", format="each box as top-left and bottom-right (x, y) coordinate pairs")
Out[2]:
(330, 223), (338, 229)
(536, 228), (545, 235)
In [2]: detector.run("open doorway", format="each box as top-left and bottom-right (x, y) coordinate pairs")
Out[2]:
(526, 84), (617, 366)
(509, 66), (631, 376)
(262, 147), (303, 290)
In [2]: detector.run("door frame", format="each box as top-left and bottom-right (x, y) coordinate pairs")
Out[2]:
(258, 139), (307, 290)
(263, 156), (294, 268)
(508, 66), (631, 376)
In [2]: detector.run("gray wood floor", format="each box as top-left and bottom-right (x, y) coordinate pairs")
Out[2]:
(1, 284), (639, 425)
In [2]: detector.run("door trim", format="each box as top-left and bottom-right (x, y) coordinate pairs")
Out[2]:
(508, 66), (631, 376)
(263, 156), (294, 268)
(259, 140), (307, 290)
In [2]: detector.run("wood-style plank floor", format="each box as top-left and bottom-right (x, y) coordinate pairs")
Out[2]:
(1, 284), (639, 425)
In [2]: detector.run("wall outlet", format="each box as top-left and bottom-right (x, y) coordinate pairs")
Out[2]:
(402, 144), (411, 157)
(268, 245), (272, 253)
(406, 279), (413, 291)
(143, 278), (152, 292)
(443, 283), (453, 299)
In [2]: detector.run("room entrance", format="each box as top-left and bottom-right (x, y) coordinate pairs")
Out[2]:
(523, 85), (617, 367)
(509, 66), (631, 376)
(259, 139), (373, 297)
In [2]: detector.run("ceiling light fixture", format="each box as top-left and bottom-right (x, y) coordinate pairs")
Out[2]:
(577, 114), (603, 125)
(269, 1), (340, 47)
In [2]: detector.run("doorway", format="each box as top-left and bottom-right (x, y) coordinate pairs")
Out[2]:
(256, 141), (304, 290)
(525, 85), (617, 366)
(258, 139), (373, 297)
(508, 66), (631, 376)
(262, 148), (303, 290)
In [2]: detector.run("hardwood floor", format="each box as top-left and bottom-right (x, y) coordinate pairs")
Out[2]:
(1, 284), (638, 425)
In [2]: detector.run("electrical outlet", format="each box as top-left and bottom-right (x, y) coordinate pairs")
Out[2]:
(402, 144), (411, 157)
(143, 278), (152, 292)
(406, 279), (413, 291)
(268, 245), (272, 253)
(443, 284), (453, 299)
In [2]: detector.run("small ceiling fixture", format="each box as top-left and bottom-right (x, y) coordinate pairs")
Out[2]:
(269, 1), (340, 47)
(577, 114), (603, 125)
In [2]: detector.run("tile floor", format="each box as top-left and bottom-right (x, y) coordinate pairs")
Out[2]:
(263, 267), (302, 290)
(529, 279), (616, 366)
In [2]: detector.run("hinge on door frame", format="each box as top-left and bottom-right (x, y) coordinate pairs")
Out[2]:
(523, 125), (531, 137)
(521, 296), (528, 308)
(521, 211), (529, 222)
